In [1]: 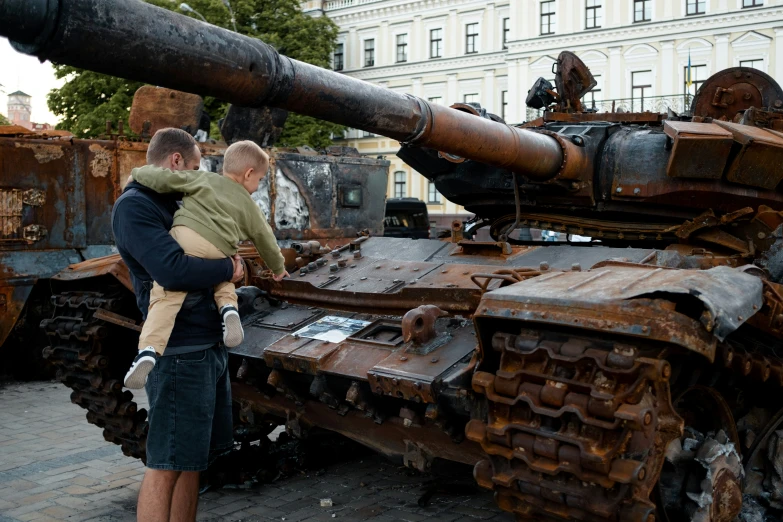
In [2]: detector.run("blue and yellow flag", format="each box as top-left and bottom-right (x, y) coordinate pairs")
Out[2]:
(686, 51), (692, 89)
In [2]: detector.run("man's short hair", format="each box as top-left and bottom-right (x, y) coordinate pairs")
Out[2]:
(146, 128), (198, 166)
(223, 140), (269, 175)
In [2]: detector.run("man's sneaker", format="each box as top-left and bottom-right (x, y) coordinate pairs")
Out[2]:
(221, 305), (244, 347)
(124, 347), (158, 389)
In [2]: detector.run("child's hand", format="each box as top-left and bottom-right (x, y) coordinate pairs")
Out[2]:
(272, 270), (290, 282)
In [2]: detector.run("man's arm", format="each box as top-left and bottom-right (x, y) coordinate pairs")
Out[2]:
(113, 197), (234, 290)
(131, 166), (210, 194)
(247, 208), (286, 276)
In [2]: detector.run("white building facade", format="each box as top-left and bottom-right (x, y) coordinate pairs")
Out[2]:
(302, 0), (783, 225)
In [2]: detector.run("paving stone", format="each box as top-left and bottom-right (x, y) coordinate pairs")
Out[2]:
(0, 381), (509, 521)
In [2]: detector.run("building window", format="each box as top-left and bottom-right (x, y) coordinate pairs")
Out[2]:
(740, 59), (764, 70)
(502, 18), (510, 49)
(464, 93), (479, 104)
(540, 1), (556, 35)
(585, 0), (602, 29)
(686, 0), (705, 15)
(364, 39), (375, 67)
(430, 28), (443, 58)
(742, 0), (763, 6)
(465, 23), (479, 54)
(631, 70), (653, 111)
(633, 0), (651, 22)
(501, 90), (508, 120)
(362, 130), (376, 137)
(333, 43), (344, 71)
(396, 34), (408, 63)
(394, 171), (407, 198)
(428, 96), (443, 105)
(684, 64), (707, 96)
(583, 74), (601, 108)
(428, 182), (441, 203)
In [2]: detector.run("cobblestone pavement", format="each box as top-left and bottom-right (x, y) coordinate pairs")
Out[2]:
(0, 381), (508, 522)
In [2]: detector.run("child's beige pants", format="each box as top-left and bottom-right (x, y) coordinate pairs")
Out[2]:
(138, 225), (237, 355)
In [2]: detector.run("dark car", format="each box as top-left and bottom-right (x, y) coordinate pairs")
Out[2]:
(383, 198), (430, 239)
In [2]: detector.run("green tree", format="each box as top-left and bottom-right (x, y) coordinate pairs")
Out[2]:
(47, 0), (344, 148)
(0, 113), (10, 125)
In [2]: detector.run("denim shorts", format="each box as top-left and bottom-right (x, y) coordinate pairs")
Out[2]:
(144, 344), (233, 471)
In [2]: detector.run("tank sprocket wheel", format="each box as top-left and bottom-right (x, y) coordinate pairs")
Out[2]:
(466, 327), (683, 521)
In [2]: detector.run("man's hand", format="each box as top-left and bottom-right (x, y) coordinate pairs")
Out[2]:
(272, 270), (290, 282)
(231, 254), (245, 283)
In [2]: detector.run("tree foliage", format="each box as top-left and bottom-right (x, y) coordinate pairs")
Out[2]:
(47, 0), (344, 148)
(0, 113), (10, 126)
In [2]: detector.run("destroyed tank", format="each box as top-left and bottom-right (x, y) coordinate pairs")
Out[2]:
(3, 1), (783, 521)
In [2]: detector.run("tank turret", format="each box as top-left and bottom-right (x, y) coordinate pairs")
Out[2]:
(3, 0), (783, 262)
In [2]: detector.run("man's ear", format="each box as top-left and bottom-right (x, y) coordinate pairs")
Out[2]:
(171, 152), (182, 169)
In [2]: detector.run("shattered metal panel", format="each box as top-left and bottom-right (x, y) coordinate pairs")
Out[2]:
(483, 265), (763, 341)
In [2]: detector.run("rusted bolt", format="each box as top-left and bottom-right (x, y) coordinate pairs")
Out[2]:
(431, 357), (439, 363)
(331, 250), (341, 258)
(353, 251), (362, 259)
(316, 258), (327, 266)
(662, 364), (671, 379)
(633, 188), (641, 195)
(738, 315), (743, 321)
(400, 356), (407, 361)
(299, 268), (308, 276)
(642, 326), (648, 333)
(539, 261), (550, 271)
(330, 264), (338, 273)
(571, 263), (581, 271)
(743, 93), (752, 100)
(616, 187), (623, 193)
(308, 262), (318, 271)
(338, 259), (348, 268)
(441, 270), (447, 274)
(644, 412), (652, 426)
(360, 277), (367, 281)
(637, 468), (646, 481)
(758, 232), (766, 239)
(752, 304), (758, 310)
(393, 266), (400, 270)
(375, 265), (381, 269)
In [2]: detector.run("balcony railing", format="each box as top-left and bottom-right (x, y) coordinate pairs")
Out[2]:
(324, 0), (385, 11)
(526, 93), (694, 122)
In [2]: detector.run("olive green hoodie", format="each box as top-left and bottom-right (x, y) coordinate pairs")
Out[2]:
(131, 165), (285, 275)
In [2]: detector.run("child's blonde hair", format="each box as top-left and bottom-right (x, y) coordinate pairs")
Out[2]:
(224, 140), (269, 176)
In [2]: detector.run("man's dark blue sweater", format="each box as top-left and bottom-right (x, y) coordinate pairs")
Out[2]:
(112, 181), (234, 348)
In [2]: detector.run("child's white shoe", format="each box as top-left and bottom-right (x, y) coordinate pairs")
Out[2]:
(221, 305), (244, 347)
(124, 347), (158, 389)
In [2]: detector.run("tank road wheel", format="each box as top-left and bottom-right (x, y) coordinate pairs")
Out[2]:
(466, 328), (683, 522)
(657, 386), (743, 522)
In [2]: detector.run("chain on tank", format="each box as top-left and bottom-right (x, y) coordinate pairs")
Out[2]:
(466, 328), (683, 522)
(40, 292), (148, 461)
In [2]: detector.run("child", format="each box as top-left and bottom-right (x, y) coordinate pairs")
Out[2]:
(123, 140), (289, 389)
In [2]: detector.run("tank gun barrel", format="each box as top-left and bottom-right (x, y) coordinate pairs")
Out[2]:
(0, 0), (564, 180)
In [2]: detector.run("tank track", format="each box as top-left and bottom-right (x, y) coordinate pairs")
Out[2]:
(466, 328), (682, 522)
(40, 292), (148, 462)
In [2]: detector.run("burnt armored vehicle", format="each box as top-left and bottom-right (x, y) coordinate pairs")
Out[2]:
(3, 1), (783, 521)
